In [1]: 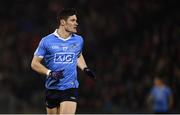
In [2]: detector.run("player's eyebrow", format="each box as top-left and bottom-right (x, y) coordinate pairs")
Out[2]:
(70, 18), (77, 21)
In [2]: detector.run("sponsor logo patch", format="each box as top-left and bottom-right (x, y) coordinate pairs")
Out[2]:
(54, 52), (75, 64)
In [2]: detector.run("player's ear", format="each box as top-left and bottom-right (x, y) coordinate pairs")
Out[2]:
(60, 19), (66, 26)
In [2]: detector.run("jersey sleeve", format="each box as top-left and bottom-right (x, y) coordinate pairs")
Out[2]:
(150, 87), (155, 96)
(166, 87), (172, 96)
(77, 36), (84, 57)
(34, 38), (46, 58)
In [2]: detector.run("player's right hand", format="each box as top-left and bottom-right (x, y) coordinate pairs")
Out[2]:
(49, 70), (64, 80)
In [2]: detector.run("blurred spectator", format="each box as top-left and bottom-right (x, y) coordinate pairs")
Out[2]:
(147, 76), (173, 113)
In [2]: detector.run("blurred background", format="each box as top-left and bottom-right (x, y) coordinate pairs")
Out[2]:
(0, 0), (180, 113)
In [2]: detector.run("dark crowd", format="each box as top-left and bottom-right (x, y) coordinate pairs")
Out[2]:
(0, 0), (180, 113)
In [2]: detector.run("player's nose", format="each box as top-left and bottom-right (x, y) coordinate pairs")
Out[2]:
(75, 21), (78, 26)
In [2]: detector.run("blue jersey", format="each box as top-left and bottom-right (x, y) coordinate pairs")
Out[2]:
(34, 30), (83, 90)
(150, 86), (172, 112)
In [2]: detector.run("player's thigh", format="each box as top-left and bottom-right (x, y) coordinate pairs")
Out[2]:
(46, 107), (59, 114)
(59, 101), (77, 114)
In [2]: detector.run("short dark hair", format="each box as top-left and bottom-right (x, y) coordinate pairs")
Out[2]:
(154, 75), (165, 83)
(57, 8), (77, 25)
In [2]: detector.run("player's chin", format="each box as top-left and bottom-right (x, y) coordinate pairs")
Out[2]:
(72, 29), (77, 33)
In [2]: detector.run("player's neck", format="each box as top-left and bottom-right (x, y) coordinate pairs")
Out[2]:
(57, 28), (71, 39)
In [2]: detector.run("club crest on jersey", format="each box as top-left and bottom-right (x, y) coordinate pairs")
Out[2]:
(71, 43), (77, 49)
(54, 52), (75, 64)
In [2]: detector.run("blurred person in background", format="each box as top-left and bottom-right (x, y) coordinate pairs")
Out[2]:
(31, 8), (96, 114)
(147, 76), (173, 113)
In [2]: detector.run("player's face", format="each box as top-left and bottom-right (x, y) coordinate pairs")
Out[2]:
(64, 15), (78, 33)
(154, 78), (162, 86)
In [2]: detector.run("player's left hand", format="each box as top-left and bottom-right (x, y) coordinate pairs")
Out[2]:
(83, 67), (96, 80)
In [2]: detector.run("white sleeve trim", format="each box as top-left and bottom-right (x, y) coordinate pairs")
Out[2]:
(34, 55), (44, 58)
(38, 56), (44, 58)
(46, 70), (51, 76)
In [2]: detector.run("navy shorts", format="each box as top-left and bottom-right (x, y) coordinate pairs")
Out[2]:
(45, 88), (78, 109)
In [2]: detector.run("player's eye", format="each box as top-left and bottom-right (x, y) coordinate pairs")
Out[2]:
(71, 19), (76, 22)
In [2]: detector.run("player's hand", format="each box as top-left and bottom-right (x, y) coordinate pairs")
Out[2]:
(83, 67), (96, 80)
(49, 70), (64, 80)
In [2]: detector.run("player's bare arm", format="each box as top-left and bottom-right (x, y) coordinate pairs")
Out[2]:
(77, 53), (87, 70)
(31, 56), (50, 76)
(77, 53), (96, 79)
(147, 95), (153, 111)
(169, 95), (174, 109)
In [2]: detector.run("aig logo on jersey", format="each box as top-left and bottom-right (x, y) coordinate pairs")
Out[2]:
(54, 53), (75, 64)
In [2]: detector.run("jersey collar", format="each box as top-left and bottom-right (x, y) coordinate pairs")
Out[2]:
(53, 29), (72, 41)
